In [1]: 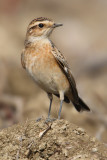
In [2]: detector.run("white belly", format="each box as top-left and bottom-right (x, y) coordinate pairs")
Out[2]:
(28, 67), (59, 94)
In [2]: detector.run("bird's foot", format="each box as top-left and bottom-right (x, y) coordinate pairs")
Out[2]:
(45, 117), (56, 123)
(36, 117), (42, 122)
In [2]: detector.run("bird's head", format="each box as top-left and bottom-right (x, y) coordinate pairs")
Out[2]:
(26, 17), (63, 40)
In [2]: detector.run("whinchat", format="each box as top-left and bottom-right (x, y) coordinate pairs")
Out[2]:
(21, 17), (90, 120)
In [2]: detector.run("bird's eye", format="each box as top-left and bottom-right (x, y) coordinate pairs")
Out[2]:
(38, 23), (44, 28)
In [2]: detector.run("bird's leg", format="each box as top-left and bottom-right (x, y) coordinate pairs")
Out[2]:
(45, 93), (55, 122)
(58, 100), (63, 119)
(47, 93), (53, 119)
(58, 91), (64, 119)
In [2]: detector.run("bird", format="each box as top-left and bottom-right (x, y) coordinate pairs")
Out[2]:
(21, 17), (90, 120)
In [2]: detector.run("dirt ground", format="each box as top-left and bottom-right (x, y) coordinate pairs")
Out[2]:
(0, 118), (106, 160)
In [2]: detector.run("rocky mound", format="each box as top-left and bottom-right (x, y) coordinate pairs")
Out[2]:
(0, 118), (106, 160)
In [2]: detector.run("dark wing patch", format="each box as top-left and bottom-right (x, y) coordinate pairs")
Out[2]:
(57, 60), (78, 102)
(51, 44), (79, 102)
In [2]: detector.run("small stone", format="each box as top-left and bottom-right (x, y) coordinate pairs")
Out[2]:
(25, 150), (30, 156)
(92, 148), (98, 152)
(77, 127), (85, 133)
(90, 137), (96, 142)
(39, 142), (46, 151)
(72, 155), (82, 159)
(73, 129), (79, 135)
(61, 125), (67, 130)
(62, 148), (68, 157)
(47, 150), (54, 155)
(73, 128), (85, 135)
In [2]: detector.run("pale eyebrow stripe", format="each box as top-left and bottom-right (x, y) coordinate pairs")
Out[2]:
(29, 21), (49, 29)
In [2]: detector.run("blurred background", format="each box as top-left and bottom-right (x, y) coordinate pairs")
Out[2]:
(0, 0), (107, 144)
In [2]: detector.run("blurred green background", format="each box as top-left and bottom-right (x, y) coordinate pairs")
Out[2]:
(0, 0), (107, 143)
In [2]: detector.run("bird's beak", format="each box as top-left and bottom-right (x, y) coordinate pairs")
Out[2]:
(53, 23), (63, 28)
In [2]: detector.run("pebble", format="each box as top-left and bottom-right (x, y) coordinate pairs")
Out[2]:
(62, 148), (68, 157)
(92, 147), (98, 152)
(77, 127), (85, 133)
(39, 142), (46, 151)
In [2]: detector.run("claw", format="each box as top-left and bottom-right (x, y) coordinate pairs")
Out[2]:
(36, 117), (42, 122)
(45, 117), (56, 123)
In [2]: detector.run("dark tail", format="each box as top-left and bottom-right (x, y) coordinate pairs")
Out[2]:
(73, 97), (90, 112)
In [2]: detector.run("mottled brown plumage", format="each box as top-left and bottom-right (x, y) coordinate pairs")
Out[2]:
(21, 17), (90, 119)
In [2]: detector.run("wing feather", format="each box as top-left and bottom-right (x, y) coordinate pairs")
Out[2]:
(51, 44), (79, 102)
